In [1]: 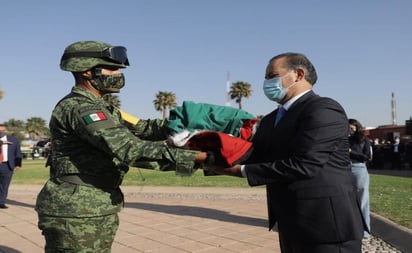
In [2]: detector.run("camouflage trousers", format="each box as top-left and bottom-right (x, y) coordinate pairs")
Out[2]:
(38, 214), (119, 253)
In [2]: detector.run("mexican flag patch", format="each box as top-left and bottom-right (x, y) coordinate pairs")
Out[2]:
(83, 112), (107, 124)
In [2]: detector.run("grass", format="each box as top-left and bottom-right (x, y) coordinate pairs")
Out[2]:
(370, 174), (412, 228)
(12, 160), (250, 187)
(13, 159), (412, 229)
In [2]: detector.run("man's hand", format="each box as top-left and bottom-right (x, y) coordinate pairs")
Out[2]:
(195, 152), (208, 163)
(204, 164), (243, 178)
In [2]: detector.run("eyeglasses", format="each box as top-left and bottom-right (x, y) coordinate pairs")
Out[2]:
(61, 46), (129, 65)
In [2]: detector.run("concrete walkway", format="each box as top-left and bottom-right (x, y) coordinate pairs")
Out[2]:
(0, 184), (410, 252)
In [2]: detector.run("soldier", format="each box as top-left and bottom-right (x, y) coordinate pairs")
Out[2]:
(35, 40), (208, 252)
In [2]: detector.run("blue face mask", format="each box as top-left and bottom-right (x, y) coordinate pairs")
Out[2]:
(263, 72), (297, 103)
(263, 77), (287, 103)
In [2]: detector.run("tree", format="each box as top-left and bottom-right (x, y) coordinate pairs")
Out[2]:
(0, 89), (3, 101)
(103, 94), (121, 108)
(26, 117), (48, 141)
(4, 119), (25, 129)
(4, 118), (26, 142)
(153, 91), (177, 119)
(230, 81), (253, 109)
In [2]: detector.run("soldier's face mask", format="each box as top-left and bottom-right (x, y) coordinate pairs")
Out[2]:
(91, 68), (125, 93)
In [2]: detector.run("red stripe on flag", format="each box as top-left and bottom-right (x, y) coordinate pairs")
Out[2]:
(97, 112), (107, 120)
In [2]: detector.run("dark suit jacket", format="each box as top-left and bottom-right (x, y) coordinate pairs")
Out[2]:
(2, 135), (22, 170)
(245, 91), (364, 243)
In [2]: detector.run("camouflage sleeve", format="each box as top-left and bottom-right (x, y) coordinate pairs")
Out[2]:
(118, 109), (170, 141)
(132, 145), (201, 176)
(74, 105), (199, 175)
(131, 118), (170, 141)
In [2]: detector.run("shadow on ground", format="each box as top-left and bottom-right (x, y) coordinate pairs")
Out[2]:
(0, 246), (22, 253)
(126, 202), (269, 228)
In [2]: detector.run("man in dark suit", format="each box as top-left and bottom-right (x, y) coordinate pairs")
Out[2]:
(0, 124), (22, 209)
(207, 53), (364, 253)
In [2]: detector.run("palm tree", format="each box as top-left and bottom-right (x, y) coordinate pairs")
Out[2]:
(26, 117), (48, 140)
(103, 94), (121, 108)
(153, 91), (177, 119)
(230, 81), (253, 109)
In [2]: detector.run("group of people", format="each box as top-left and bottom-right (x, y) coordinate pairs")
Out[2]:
(0, 40), (373, 253)
(370, 137), (408, 170)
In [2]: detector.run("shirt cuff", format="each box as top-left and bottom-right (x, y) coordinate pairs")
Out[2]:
(240, 165), (247, 178)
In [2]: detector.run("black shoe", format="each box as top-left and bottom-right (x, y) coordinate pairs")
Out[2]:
(0, 204), (8, 209)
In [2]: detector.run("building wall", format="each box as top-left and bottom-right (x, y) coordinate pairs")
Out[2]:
(366, 125), (407, 142)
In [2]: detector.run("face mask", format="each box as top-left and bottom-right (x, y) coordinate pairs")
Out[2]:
(263, 72), (296, 103)
(91, 68), (125, 93)
(349, 124), (357, 136)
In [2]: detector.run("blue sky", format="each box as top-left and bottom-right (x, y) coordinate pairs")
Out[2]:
(1, 0), (411, 128)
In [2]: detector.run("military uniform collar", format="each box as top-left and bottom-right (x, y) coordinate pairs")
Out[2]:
(71, 86), (102, 101)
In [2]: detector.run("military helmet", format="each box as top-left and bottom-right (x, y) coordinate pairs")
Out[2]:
(60, 41), (130, 72)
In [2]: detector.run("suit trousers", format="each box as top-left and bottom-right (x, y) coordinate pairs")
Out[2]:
(0, 163), (13, 205)
(279, 232), (361, 253)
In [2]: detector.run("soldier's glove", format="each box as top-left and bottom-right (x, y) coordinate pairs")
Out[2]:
(204, 151), (216, 165)
(204, 150), (227, 166)
(202, 151), (226, 176)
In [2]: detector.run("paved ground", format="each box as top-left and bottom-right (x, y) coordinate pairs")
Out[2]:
(0, 183), (409, 253)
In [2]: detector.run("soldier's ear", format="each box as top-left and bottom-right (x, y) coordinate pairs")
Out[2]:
(81, 70), (93, 79)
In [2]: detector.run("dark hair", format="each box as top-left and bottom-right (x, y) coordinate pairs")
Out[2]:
(348, 118), (366, 143)
(270, 52), (318, 85)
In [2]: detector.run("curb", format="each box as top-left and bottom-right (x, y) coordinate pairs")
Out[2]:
(371, 212), (412, 253)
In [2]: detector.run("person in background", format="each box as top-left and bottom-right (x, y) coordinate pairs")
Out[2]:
(370, 138), (384, 170)
(206, 52), (365, 253)
(391, 136), (402, 170)
(0, 124), (22, 209)
(35, 40), (209, 252)
(348, 118), (372, 239)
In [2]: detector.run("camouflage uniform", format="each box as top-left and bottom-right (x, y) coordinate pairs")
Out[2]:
(35, 41), (200, 252)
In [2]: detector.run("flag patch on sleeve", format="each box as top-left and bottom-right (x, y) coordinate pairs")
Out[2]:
(83, 112), (107, 124)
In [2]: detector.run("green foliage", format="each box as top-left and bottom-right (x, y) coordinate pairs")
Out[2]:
(153, 91), (177, 119)
(26, 117), (49, 140)
(3, 117), (50, 141)
(230, 81), (253, 109)
(12, 160), (412, 229)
